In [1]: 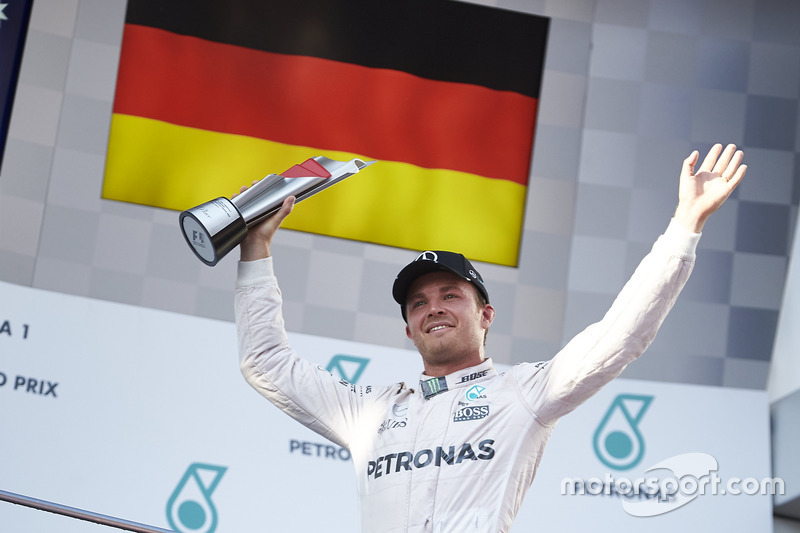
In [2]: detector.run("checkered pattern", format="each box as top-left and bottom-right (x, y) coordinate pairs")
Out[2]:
(1, 0), (797, 391)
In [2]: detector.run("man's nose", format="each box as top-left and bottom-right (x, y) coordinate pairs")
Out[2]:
(428, 302), (446, 316)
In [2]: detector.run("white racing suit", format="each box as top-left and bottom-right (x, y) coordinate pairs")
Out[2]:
(235, 220), (700, 532)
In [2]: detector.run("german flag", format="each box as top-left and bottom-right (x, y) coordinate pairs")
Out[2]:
(103, 0), (549, 266)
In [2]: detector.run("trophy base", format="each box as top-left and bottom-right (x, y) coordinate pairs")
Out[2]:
(179, 198), (247, 266)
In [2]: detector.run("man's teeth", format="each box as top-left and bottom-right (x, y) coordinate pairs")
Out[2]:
(430, 325), (448, 332)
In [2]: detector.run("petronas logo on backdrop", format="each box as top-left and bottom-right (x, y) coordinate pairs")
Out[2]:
(593, 394), (653, 471)
(166, 463), (227, 533)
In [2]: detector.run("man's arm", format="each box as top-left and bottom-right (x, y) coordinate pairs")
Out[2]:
(518, 144), (746, 425)
(235, 193), (387, 448)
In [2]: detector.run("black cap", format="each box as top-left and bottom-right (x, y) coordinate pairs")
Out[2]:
(392, 251), (489, 321)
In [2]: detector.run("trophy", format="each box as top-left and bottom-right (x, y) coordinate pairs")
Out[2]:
(179, 156), (376, 266)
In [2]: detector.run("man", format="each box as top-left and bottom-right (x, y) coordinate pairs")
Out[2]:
(235, 144), (746, 532)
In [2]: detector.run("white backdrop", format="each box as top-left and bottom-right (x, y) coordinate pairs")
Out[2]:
(0, 281), (773, 532)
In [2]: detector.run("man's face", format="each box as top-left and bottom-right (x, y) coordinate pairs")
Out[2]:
(404, 271), (494, 372)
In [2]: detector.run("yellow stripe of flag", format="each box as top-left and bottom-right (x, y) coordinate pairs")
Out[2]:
(103, 114), (525, 265)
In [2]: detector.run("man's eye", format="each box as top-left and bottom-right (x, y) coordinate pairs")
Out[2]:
(444, 294), (457, 299)
(412, 301), (425, 308)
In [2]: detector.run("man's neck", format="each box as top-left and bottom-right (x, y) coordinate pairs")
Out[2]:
(422, 355), (485, 377)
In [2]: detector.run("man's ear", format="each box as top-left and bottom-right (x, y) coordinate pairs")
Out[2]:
(481, 304), (496, 330)
(405, 324), (412, 340)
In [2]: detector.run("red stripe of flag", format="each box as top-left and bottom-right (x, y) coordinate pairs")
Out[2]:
(113, 24), (537, 186)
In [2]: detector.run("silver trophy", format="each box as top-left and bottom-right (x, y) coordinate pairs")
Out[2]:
(179, 156), (376, 266)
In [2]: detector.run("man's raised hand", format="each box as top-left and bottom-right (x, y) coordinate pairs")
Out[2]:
(236, 191), (295, 261)
(674, 143), (747, 233)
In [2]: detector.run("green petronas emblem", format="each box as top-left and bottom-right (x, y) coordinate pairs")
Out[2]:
(166, 463), (227, 533)
(593, 394), (653, 471)
(326, 354), (369, 383)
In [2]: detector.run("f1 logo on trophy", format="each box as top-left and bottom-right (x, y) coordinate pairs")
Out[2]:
(179, 156), (376, 266)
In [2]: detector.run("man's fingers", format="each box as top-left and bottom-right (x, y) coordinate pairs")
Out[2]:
(683, 150), (699, 177)
(728, 164), (747, 191)
(723, 150), (744, 178)
(273, 195), (295, 224)
(699, 143), (723, 173)
(699, 143), (723, 172)
(712, 144), (737, 175)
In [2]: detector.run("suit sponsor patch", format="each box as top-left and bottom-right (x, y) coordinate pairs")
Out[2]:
(453, 405), (490, 422)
